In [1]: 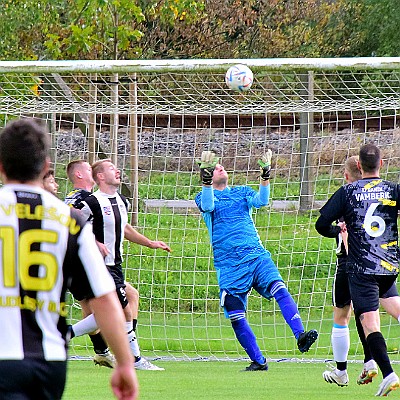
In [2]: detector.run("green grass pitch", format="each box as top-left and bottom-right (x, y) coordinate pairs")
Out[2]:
(63, 360), (397, 399)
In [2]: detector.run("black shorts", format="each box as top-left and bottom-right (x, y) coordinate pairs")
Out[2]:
(381, 282), (399, 299)
(332, 265), (351, 308)
(69, 266), (95, 302)
(107, 264), (128, 309)
(0, 359), (66, 400)
(348, 273), (398, 317)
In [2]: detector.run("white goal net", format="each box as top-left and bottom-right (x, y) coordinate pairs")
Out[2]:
(1, 58), (400, 362)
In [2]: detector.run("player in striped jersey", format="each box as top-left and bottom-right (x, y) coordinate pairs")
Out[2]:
(70, 159), (171, 371)
(0, 119), (138, 400)
(195, 150), (318, 372)
(66, 159), (141, 369)
(66, 160), (116, 368)
(316, 143), (400, 396)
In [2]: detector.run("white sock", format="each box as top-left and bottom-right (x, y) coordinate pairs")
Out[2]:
(331, 325), (350, 363)
(126, 321), (141, 358)
(72, 314), (98, 337)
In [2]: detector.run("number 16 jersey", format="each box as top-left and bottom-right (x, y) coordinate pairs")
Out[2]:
(319, 178), (400, 275)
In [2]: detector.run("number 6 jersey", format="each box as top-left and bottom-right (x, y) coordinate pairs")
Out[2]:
(319, 178), (400, 275)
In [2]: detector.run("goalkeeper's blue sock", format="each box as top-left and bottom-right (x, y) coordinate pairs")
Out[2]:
(228, 310), (265, 365)
(270, 281), (304, 339)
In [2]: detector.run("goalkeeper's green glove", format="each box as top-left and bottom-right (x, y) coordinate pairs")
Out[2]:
(196, 151), (219, 185)
(257, 149), (272, 181)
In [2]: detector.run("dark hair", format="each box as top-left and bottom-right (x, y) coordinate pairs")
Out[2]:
(43, 169), (55, 180)
(0, 119), (50, 182)
(359, 143), (380, 173)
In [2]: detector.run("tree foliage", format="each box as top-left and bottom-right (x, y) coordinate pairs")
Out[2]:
(44, 0), (146, 60)
(349, 0), (400, 57)
(139, 0), (365, 58)
(0, 0), (63, 60)
(0, 0), (398, 61)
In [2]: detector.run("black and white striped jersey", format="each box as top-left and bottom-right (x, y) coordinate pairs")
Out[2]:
(0, 184), (115, 361)
(80, 190), (129, 266)
(64, 188), (91, 209)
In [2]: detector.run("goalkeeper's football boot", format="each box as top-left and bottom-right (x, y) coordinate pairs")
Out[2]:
(297, 329), (318, 353)
(93, 350), (116, 368)
(375, 372), (400, 396)
(242, 360), (268, 372)
(322, 366), (349, 387)
(357, 359), (378, 385)
(135, 357), (165, 371)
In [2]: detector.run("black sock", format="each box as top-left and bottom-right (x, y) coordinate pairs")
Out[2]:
(366, 331), (393, 378)
(337, 361), (347, 371)
(355, 316), (372, 363)
(90, 332), (108, 354)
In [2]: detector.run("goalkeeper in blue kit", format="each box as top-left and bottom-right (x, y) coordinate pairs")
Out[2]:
(195, 150), (318, 371)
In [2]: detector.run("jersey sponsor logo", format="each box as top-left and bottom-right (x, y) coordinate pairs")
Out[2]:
(0, 295), (67, 316)
(103, 206), (112, 215)
(355, 181), (395, 202)
(355, 191), (391, 201)
(0, 204), (80, 234)
(0, 296), (68, 317)
(16, 191), (38, 199)
(363, 179), (382, 190)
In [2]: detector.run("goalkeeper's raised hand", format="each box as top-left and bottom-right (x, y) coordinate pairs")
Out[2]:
(257, 149), (272, 181)
(196, 151), (219, 185)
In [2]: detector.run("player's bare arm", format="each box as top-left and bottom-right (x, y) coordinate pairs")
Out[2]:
(124, 224), (171, 252)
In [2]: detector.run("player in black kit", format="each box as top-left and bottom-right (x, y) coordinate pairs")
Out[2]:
(316, 144), (400, 396)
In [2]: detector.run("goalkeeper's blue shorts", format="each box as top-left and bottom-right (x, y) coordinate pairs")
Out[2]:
(218, 254), (283, 316)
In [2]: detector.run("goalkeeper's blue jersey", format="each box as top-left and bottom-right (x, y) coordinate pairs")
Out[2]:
(195, 185), (270, 271)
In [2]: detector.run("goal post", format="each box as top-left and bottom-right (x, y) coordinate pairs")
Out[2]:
(1, 58), (400, 362)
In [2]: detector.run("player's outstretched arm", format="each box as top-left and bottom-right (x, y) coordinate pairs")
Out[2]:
(258, 149), (272, 187)
(124, 224), (171, 252)
(196, 150), (219, 186)
(89, 293), (138, 400)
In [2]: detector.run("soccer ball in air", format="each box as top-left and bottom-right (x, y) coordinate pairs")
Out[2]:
(225, 64), (253, 92)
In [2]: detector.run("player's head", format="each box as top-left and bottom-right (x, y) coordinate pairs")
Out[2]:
(213, 164), (229, 186)
(344, 155), (361, 183)
(67, 159), (95, 189)
(359, 143), (382, 173)
(0, 118), (50, 183)
(92, 159), (121, 187)
(43, 169), (59, 196)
